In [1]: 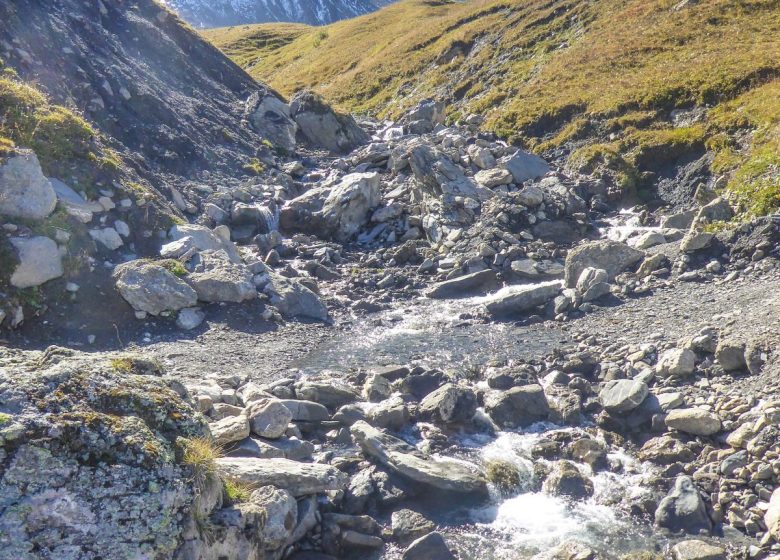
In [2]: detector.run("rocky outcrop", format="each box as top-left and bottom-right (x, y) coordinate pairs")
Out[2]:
(248, 91), (298, 152)
(290, 90), (370, 153)
(186, 250), (256, 303)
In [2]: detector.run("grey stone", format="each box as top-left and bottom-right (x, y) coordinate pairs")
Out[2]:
(113, 260), (198, 316)
(290, 90), (370, 153)
(656, 348), (696, 377)
(402, 532), (455, 560)
(542, 460), (594, 499)
(680, 231), (714, 252)
(419, 383), (477, 424)
(247, 398), (293, 439)
(90, 227), (124, 250)
(266, 273), (328, 321)
(216, 457), (348, 496)
(392, 509), (435, 546)
(169, 223), (241, 263)
(426, 269), (499, 299)
(0, 152), (56, 220)
(655, 475), (712, 534)
(599, 379), (649, 413)
(9, 236), (63, 288)
(665, 408), (721, 436)
(249, 92), (298, 153)
(187, 250), (256, 303)
(209, 414), (250, 446)
(176, 307), (205, 330)
(483, 281), (561, 317)
(564, 240), (643, 288)
(500, 150), (550, 184)
(295, 381), (358, 409)
(485, 385), (549, 428)
(715, 338), (746, 371)
(278, 399), (330, 422)
(671, 540), (725, 560)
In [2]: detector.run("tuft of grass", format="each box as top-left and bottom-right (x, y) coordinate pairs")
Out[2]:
(110, 357), (136, 374)
(182, 437), (223, 482)
(0, 412), (12, 425)
(242, 157), (265, 175)
(223, 479), (254, 504)
(159, 259), (188, 277)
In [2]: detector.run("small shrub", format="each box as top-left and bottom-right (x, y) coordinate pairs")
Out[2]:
(159, 259), (188, 277)
(242, 157), (264, 175)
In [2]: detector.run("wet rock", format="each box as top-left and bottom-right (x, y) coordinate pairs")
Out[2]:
(364, 374), (393, 403)
(656, 348), (696, 377)
(246, 398), (293, 439)
(671, 540), (725, 560)
(9, 236), (63, 288)
(564, 240), (643, 288)
(542, 460), (594, 499)
(483, 281), (562, 317)
(397, 370), (445, 400)
(351, 421), (487, 495)
(290, 90), (370, 153)
(392, 509), (435, 546)
(665, 409), (721, 436)
(485, 385), (550, 428)
(485, 366), (535, 390)
(500, 150), (550, 184)
(367, 396), (410, 430)
(0, 151), (56, 220)
(419, 383), (477, 424)
(187, 250), (256, 303)
(545, 385), (582, 425)
(402, 532), (455, 560)
(426, 269), (499, 299)
(599, 379), (649, 413)
(655, 475), (712, 535)
(216, 457), (348, 497)
(570, 438), (608, 471)
(531, 540), (597, 560)
(485, 459), (525, 494)
(113, 260), (198, 315)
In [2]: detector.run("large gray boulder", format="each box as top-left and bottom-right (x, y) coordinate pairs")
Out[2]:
(599, 379), (649, 413)
(0, 152), (56, 220)
(350, 421), (487, 495)
(426, 269), (499, 299)
(499, 150), (550, 184)
(169, 223), (241, 263)
(216, 457), (348, 497)
(113, 260), (198, 315)
(655, 475), (712, 534)
(280, 173), (380, 241)
(247, 486), (298, 550)
(289, 90), (369, 153)
(409, 143), (490, 202)
(484, 385), (549, 428)
(418, 383), (477, 424)
(9, 236), (63, 288)
(295, 380), (359, 409)
(665, 408), (722, 436)
(246, 398), (293, 439)
(564, 240), (644, 288)
(482, 281), (562, 317)
(249, 91), (298, 153)
(265, 273), (328, 321)
(186, 250), (256, 303)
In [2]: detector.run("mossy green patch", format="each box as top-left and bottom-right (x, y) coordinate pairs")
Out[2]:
(242, 157), (264, 175)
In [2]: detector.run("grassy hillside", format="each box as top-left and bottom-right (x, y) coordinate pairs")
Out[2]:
(207, 0), (780, 215)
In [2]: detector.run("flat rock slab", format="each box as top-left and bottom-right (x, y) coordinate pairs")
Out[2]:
(350, 421), (487, 495)
(599, 379), (649, 413)
(216, 457), (348, 496)
(482, 280), (561, 317)
(426, 269), (499, 299)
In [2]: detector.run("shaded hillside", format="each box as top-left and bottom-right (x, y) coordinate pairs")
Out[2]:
(210, 0), (780, 214)
(0, 0), (273, 178)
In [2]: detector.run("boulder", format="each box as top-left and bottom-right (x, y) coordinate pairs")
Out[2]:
(402, 532), (455, 560)
(575, 267), (610, 302)
(715, 339), (746, 372)
(367, 396), (410, 430)
(671, 540), (726, 560)
(531, 541), (597, 560)
(227, 437), (314, 462)
(363, 374), (393, 403)
(633, 231), (666, 250)
(419, 383), (477, 424)
(113, 260), (198, 315)
(290, 90), (369, 153)
(9, 236), (63, 288)
(176, 307), (205, 330)
(216, 457), (348, 497)
(499, 150), (550, 184)
(0, 151), (56, 220)
(564, 240), (644, 288)
(50, 178), (97, 222)
(638, 436), (695, 465)
(249, 91), (298, 152)
(89, 227), (124, 250)
(186, 250), (256, 303)
(656, 348), (696, 377)
(295, 381), (359, 409)
(266, 273), (329, 321)
(278, 399), (330, 422)
(599, 379), (649, 413)
(482, 281), (562, 317)
(485, 385), (549, 428)
(350, 421), (487, 495)
(209, 414), (250, 446)
(665, 409), (721, 436)
(680, 231), (714, 253)
(170, 223), (241, 263)
(426, 269), (499, 299)
(392, 509), (435, 546)
(248, 486), (298, 549)
(655, 475), (712, 534)
(475, 168), (513, 188)
(247, 398), (293, 439)
(319, 172), (381, 241)
(765, 487), (780, 540)
(542, 461), (593, 499)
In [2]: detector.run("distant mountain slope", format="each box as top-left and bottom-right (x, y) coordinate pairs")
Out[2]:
(209, 0), (780, 216)
(163, 0), (397, 28)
